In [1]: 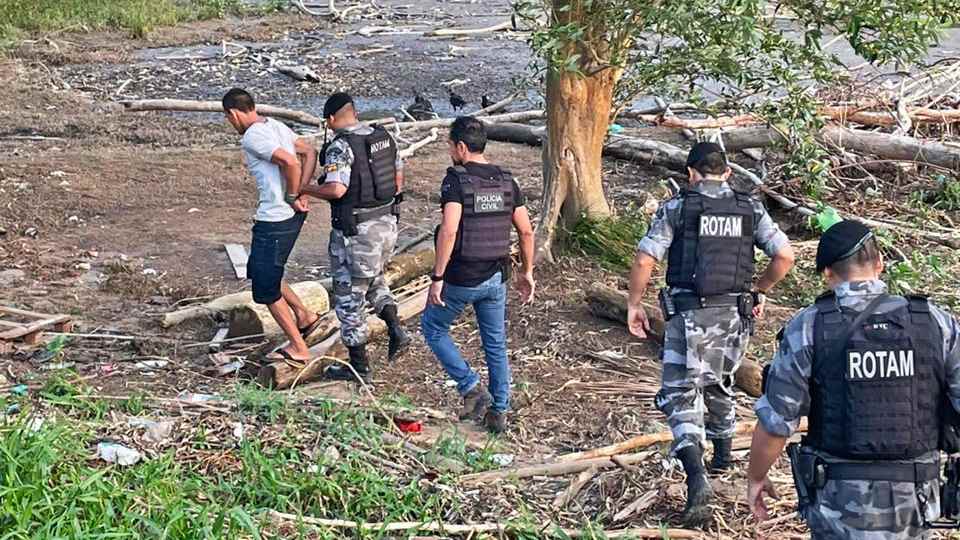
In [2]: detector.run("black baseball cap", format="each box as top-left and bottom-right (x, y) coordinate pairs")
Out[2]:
(815, 220), (874, 273)
(323, 92), (353, 118)
(686, 142), (727, 168)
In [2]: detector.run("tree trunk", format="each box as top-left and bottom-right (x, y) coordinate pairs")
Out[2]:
(535, 45), (619, 261)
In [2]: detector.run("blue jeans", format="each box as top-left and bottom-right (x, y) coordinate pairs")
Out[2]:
(420, 272), (510, 413)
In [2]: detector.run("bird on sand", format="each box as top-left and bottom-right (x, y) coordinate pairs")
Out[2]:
(481, 95), (493, 109)
(449, 89), (467, 111)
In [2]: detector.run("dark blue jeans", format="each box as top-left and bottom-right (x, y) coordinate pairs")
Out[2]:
(248, 212), (306, 304)
(420, 272), (510, 413)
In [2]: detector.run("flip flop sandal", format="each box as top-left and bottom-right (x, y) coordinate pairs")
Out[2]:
(265, 348), (310, 369)
(299, 313), (325, 339)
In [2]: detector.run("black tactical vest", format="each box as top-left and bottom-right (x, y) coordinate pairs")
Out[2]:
(665, 190), (755, 296)
(450, 166), (515, 262)
(806, 292), (943, 460)
(324, 126), (398, 232)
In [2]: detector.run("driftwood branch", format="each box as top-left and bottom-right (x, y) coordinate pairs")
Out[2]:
(470, 93), (518, 117)
(459, 451), (654, 485)
(121, 99), (326, 127)
(423, 20), (512, 38)
(386, 110), (545, 131)
(399, 128), (439, 159)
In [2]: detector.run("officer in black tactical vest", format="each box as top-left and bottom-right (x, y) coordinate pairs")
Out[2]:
(628, 142), (795, 526)
(748, 220), (960, 539)
(300, 93), (410, 382)
(420, 116), (535, 434)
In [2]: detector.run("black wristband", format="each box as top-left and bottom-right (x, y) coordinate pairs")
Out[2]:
(285, 193), (300, 205)
(430, 274), (444, 282)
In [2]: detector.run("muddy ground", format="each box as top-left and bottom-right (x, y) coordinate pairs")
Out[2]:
(4, 4), (960, 538)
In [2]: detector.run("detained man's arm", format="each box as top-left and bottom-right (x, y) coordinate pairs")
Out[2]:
(301, 182), (347, 201)
(746, 425), (786, 521)
(294, 138), (318, 189)
(512, 206), (536, 303)
(270, 148), (302, 196)
(627, 252), (656, 339)
(429, 202), (462, 306)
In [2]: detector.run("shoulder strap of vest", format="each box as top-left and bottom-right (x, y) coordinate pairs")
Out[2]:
(449, 165), (469, 176)
(814, 290), (839, 313)
(906, 294), (931, 313)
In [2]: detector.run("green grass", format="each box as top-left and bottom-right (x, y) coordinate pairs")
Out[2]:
(0, 0), (286, 42)
(0, 391), (464, 539)
(568, 210), (649, 271)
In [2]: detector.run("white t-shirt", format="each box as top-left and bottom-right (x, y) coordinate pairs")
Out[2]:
(241, 117), (297, 222)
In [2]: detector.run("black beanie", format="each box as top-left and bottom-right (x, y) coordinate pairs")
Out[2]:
(323, 92), (353, 118)
(815, 220), (874, 273)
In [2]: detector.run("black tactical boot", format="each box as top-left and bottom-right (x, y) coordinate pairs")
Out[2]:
(324, 345), (372, 384)
(458, 385), (492, 421)
(708, 438), (734, 473)
(677, 445), (714, 527)
(379, 304), (412, 362)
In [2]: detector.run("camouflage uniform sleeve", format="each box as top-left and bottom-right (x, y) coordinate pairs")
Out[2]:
(636, 198), (679, 261)
(755, 307), (817, 437)
(753, 203), (790, 258)
(322, 138), (353, 186)
(931, 305), (960, 414)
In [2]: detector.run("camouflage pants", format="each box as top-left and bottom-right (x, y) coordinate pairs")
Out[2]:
(328, 214), (398, 347)
(802, 450), (939, 540)
(655, 306), (750, 456)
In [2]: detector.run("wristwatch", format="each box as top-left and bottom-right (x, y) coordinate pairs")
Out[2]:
(430, 274), (444, 282)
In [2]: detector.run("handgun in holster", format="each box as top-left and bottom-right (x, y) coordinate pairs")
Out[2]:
(787, 443), (823, 514)
(658, 289), (677, 321)
(942, 456), (960, 521)
(392, 192), (404, 222)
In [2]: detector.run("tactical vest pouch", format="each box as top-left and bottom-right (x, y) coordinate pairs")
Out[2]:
(457, 168), (514, 263)
(363, 128), (398, 204)
(666, 191), (755, 296)
(809, 294), (942, 460)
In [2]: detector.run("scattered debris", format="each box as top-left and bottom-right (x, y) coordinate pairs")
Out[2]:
(223, 243), (247, 280)
(0, 306), (74, 353)
(96, 442), (142, 466)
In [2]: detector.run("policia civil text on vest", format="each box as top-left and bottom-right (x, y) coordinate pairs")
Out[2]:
(445, 165), (515, 263)
(323, 125), (400, 236)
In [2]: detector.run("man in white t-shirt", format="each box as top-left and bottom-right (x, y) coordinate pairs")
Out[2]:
(222, 88), (322, 363)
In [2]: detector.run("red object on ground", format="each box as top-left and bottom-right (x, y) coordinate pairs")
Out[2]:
(395, 419), (423, 433)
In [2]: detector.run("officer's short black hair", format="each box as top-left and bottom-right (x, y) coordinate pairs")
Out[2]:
(222, 88), (255, 113)
(829, 236), (881, 279)
(449, 116), (486, 153)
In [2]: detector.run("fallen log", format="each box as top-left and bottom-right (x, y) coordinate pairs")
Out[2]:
(161, 281), (329, 330)
(459, 451), (653, 485)
(267, 510), (701, 538)
(635, 106), (960, 130)
(584, 283), (664, 343)
(470, 93), (517, 117)
(386, 110), (545, 131)
(257, 284), (428, 389)
(485, 122), (546, 146)
(121, 99), (326, 127)
(227, 282), (330, 339)
(737, 358), (764, 398)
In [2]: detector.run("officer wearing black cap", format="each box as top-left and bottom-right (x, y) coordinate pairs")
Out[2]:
(748, 220), (960, 539)
(300, 92), (410, 382)
(628, 142), (795, 526)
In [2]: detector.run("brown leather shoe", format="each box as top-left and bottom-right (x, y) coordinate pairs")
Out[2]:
(483, 409), (507, 434)
(458, 385), (491, 421)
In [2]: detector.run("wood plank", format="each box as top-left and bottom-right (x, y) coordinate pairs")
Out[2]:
(224, 243), (248, 280)
(0, 306), (55, 319)
(0, 320), (22, 328)
(0, 316), (71, 340)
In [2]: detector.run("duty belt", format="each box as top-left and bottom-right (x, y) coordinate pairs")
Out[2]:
(671, 293), (741, 312)
(825, 461), (939, 483)
(354, 202), (393, 223)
